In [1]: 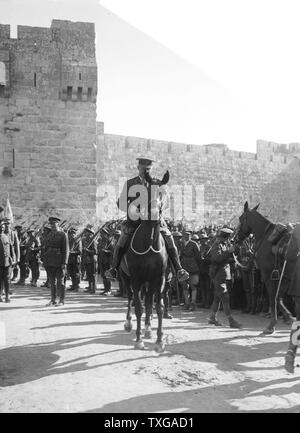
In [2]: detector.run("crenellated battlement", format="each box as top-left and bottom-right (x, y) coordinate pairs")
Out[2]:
(96, 122), (300, 225)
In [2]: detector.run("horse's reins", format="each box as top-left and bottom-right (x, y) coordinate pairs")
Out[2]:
(130, 224), (164, 255)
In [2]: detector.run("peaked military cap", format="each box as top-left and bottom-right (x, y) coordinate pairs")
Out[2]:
(49, 216), (61, 223)
(220, 227), (234, 235)
(183, 229), (192, 234)
(84, 227), (94, 235)
(136, 157), (155, 166)
(172, 231), (182, 237)
(199, 233), (209, 239)
(192, 234), (199, 240)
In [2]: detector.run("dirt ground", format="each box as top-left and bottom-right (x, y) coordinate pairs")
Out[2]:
(1, 272), (300, 413)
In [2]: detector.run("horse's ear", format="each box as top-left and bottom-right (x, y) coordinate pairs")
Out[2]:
(252, 203), (260, 211)
(244, 201), (249, 212)
(161, 170), (169, 185)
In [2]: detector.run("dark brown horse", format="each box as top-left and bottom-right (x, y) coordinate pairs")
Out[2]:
(237, 202), (294, 334)
(123, 171), (169, 352)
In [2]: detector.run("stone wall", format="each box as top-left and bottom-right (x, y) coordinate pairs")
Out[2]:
(97, 126), (300, 227)
(0, 20), (97, 224)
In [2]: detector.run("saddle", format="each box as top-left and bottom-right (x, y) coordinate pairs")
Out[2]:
(269, 225), (291, 281)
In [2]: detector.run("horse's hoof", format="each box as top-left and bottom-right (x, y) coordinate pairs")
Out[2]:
(124, 323), (132, 332)
(284, 352), (295, 374)
(155, 342), (165, 353)
(134, 341), (145, 350)
(144, 330), (152, 339)
(262, 327), (275, 335)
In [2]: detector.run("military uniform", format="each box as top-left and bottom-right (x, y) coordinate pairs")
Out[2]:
(199, 234), (213, 308)
(3, 221), (19, 292)
(67, 229), (82, 292)
(208, 228), (242, 328)
(180, 232), (201, 311)
(238, 241), (254, 313)
(26, 230), (41, 286)
(0, 221), (14, 302)
(82, 228), (97, 293)
(40, 226), (51, 287)
(97, 234), (112, 294)
(106, 157), (188, 283)
(12, 225), (23, 281)
(43, 217), (69, 305)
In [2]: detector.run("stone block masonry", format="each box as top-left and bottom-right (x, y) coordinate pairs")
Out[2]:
(97, 126), (300, 227)
(0, 20), (97, 224)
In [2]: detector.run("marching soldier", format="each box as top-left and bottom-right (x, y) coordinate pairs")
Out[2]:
(82, 227), (97, 294)
(208, 227), (242, 328)
(43, 217), (69, 306)
(67, 227), (82, 292)
(0, 220), (14, 302)
(26, 228), (41, 287)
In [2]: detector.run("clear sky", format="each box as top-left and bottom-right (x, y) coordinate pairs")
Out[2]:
(1, 0), (300, 152)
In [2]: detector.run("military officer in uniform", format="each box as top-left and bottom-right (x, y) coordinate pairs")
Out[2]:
(43, 217), (69, 306)
(198, 233), (213, 308)
(82, 227), (97, 294)
(105, 157), (189, 283)
(208, 227), (242, 328)
(180, 230), (201, 311)
(0, 220), (14, 302)
(67, 227), (82, 292)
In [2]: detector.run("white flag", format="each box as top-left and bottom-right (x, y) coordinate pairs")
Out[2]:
(5, 194), (14, 223)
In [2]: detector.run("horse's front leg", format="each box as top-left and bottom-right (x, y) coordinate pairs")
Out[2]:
(154, 279), (166, 353)
(144, 291), (153, 339)
(277, 278), (294, 325)
(133, 286), (144, 349)
(124, 284), (133, 332)
(262, 280), (276, 334)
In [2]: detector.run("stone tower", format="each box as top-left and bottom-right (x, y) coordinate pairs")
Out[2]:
(0, 20), (97, 221)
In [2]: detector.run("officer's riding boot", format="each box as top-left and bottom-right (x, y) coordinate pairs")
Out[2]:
(90, 281), (96, 294)
(167, 247), (189, 282)
(250, 293), (258, 315)
(242, 292), (251, 313)
(208, 312), (223, 326)
(228, 315), (242, 329)
(163, 293), (173, 319)
(105, 245), (124, 280)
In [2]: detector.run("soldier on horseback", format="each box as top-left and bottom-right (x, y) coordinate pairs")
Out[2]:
(105, 157), (189, 283)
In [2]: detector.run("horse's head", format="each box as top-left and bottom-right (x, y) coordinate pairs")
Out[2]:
(144, 170), (170, 222)
(237, 201), (260, 241)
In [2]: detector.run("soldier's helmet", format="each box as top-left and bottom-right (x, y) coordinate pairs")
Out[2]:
(192, 234), (199, 241)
